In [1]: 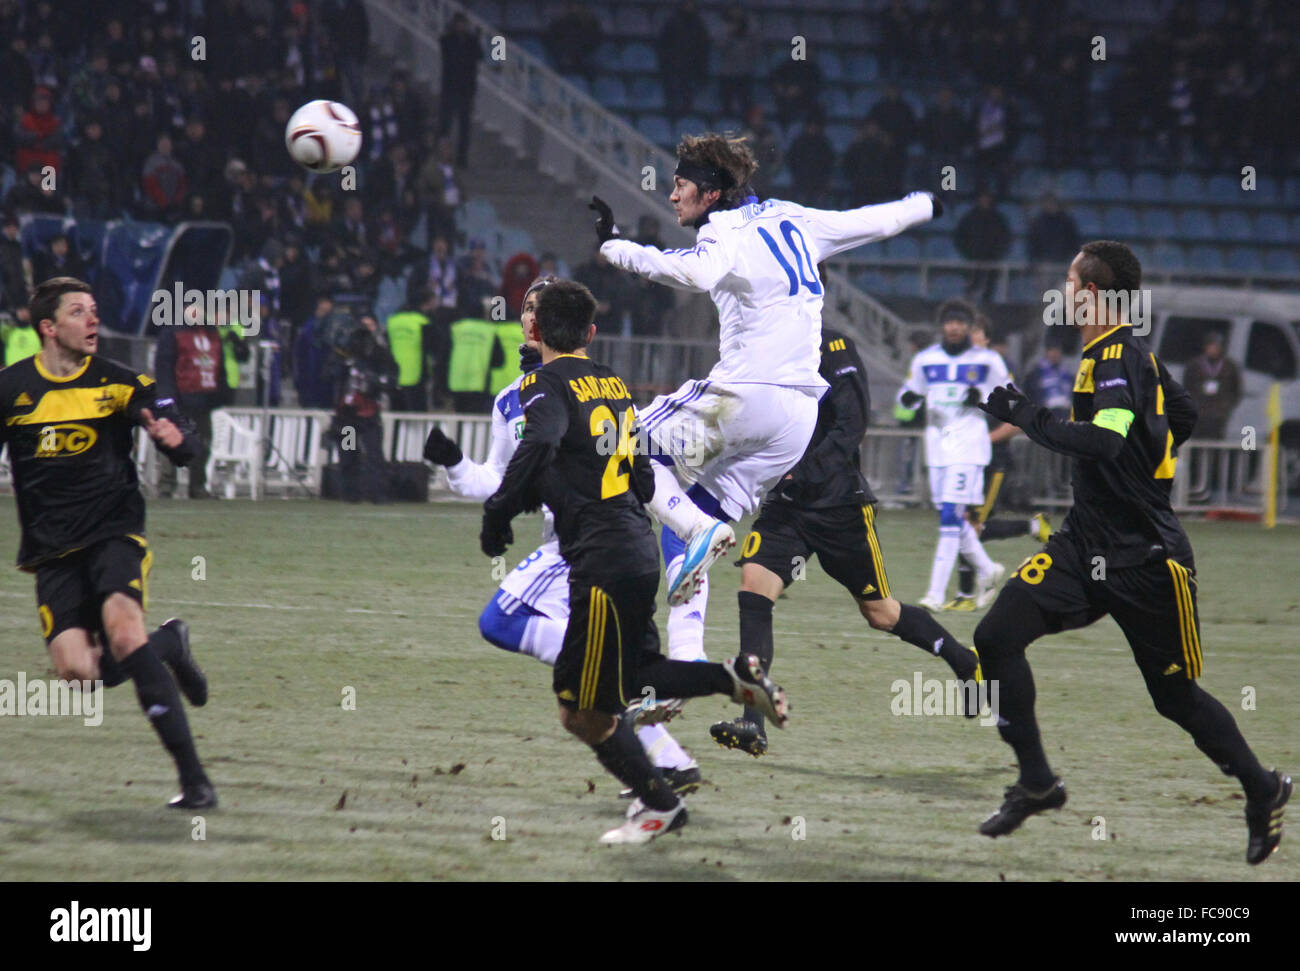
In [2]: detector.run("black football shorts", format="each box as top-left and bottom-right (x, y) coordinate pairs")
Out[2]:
(34, 535), (152, 644)
(1001, 532), (1203, 679)
(738, 501), (891, 601)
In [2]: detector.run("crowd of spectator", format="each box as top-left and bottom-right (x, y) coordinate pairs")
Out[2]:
(539, 0), (1299, 207)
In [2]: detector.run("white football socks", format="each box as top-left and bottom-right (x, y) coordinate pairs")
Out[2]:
(926, 526), (962, 602)
(636, 723), (695, 770)
(648, 463), (713, 540)
(959, 520), (996, 574)
(667, 572), (708, 662)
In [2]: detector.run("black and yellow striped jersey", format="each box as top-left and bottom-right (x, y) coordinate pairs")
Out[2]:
(1062, 324), (1197, 568)
(0, 354), (181, 569)
(487, 353), (658, 577)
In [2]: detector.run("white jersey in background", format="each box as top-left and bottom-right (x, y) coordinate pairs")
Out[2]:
(900, 342), (1009, 468)
(601, 192), (935, 393)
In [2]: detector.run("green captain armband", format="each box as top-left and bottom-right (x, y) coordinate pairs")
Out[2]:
(893, 403), (917, 422)
(1093, 407), (1134, 437)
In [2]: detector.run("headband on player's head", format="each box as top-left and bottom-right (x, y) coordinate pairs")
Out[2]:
(523, 275), (558, 304)
(675, 159), (735, 192)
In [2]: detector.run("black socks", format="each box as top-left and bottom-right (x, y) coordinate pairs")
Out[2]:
(738, 591), (775, 733)
(118, 643), (207, 787)
(892, 604), (976, 678)
(592, 716), (678, 811)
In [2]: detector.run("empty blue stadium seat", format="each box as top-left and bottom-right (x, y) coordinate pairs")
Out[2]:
(1216, 209), (1253, 242)
(1072, 204), (1101, 235)
(928, 271), (968, 298)
(627, 77), (664, 111)
(636, 114), (672, 147)
(1100, 206), (1139, 236)
(622, 42), (656, 72)
(1016, 167), (1052, 199)
(593, 76), (627, 109)
(1206, 174), (1238, 201)
(1002, 204), (1026, 233)
(1131, 170), (1167, 202)
(889, 269), (921, 295)
(1187, 244), (1223, 271)
(885, 236), (921, 260)
(1139, 207), (1176, 239)
(824, 86), (851, 120)
(924, 235), (959, 260)
(843, 52), (879, 84)
(1176, 209), (1217, 240)
(1249, 176), (1281, 205)
(1224, 246), (1258, 272)
(1092, 169), (1128, 200)
(1260, 248), (1299, 275)
(516, 35), (545, 60)
(1148, 242), (1184, 268)
(1169, 172), (1204, 201)
(1056, 169), (1090, 200)
(1256, 212), (1289, 243)
(848, 86), (878, 116)
(819, 50), (844, 82)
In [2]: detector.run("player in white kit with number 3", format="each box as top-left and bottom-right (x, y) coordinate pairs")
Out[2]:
(592, 134), (941, 638)
(898, 299), (1009, 611)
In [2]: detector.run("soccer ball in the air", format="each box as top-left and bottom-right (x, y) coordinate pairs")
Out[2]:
(284, 100), (362, 173)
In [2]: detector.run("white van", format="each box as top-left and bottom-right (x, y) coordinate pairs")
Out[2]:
(1144, 286), (1300, 492)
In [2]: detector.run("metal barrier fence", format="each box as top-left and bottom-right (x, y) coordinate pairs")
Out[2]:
(0, 411), (1283, 518)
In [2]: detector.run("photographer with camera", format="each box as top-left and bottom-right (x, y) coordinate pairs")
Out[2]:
(327, 309), (397, 503)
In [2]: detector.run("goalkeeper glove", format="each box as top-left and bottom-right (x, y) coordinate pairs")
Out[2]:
(899, 390), (924, 409)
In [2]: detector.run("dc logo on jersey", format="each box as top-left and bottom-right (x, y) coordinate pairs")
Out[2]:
(963, 364), (989, 383)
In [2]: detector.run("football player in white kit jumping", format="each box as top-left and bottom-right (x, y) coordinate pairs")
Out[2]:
(590, 132), (941, 660)
(422, 278), (701, 795)
(897, 299), (1009, 611)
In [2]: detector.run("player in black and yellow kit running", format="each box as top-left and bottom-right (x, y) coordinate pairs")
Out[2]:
(713, 330), (983, 757)
(481, 279), (787, 844)
(0, 277), (215, 809)
(974, 242), (1288, 864)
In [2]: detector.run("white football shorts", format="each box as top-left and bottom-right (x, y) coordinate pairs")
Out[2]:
(928, 463), (985, 508)
(499, 539), (569, 618)
(638, 379), (819, 521)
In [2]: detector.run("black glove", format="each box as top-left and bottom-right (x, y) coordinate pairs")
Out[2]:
(423, 426), (463, 466)
(928, 192), (944, 219)
(979, 383), (1033, 426)
(480, 514), (514, 557)
(589, 195), (619, 243)
(899, 390), (924, 409)
(963, 385), (983, 407)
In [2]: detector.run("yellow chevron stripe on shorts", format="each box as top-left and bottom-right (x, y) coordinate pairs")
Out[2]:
(862, 504), (891, 599)
(579, 588), (608, 709)
(1166, 560), (1202, 679)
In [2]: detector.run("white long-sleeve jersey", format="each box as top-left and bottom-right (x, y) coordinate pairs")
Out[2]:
(601, 192), (933, 392)
(899, 343), (1009, 467)
(444, 371), (556, 543)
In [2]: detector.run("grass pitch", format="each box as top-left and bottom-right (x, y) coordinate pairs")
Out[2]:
(0, 496), (1296, 881)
